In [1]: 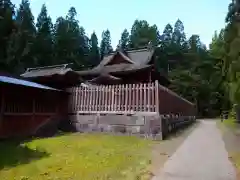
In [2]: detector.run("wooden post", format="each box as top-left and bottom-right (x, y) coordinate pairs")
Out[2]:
(125, 84), (128, 113)
(155, 80), (159, 113)
(129, 84), (132, 112)
(147, 83), (151, 112)
(111, 85), (115, 112)
(136, 84), (139, 112)
(140, 83), (143, 111)
(143, 83), (147, 112)
(132, 84), (136, 111)
(0, 89), (4, 130)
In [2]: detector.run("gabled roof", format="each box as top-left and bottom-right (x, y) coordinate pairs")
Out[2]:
(99, 48), (154, 67)
(77, 64), (152, 76)
(77, 47), (154, 76)
(21, 64), (76, 78)
(104, 51), (135, 66)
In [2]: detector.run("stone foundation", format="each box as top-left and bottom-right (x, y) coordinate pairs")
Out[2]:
(69, 113), (163, 140)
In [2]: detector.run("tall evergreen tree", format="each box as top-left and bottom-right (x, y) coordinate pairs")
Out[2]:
(54, 7), (90, 68)
(7, 0), (36, 73)
(223, 0), (240, 105)
(89, 32), (100, 66)
(162, 23), (173, 45)
(172, 19), (186, 48)
(53, 16), (68, 64)
(0, 0), (15, 71)
(34, 4), (53, 66)
(129, 20), (160, 48)
(119, 29), (129, 50)
(100, 29), (113, 59)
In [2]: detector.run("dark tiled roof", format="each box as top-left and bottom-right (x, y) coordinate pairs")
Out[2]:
(77, 64), (152, 75)
(77, 48), (154, 76)
(21, 64), (75, 78)
(99, 48), (154, 67)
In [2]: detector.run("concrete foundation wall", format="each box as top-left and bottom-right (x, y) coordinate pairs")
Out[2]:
(69, 114), (163, 140)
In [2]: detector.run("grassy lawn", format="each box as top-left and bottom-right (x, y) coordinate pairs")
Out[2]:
(218, 118), (240, 179)
(222, 118), (237, 129)
(0, 133), (153, 180)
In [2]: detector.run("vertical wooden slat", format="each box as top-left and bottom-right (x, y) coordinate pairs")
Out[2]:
(148, 83), (151, 112)
(136, 84), (139, 111)
(98, 86), (102, 111)
(81, 87), (84, 112)
(132, 84), (136, 111)
(110, 85), (113, 111)
(107, 85), (111, 111)
(78, 87), (80, 111)
(120, 84), (124, 111)
(153, 82), (155, 111)
(139, 83), (143, 111)
(96, 86), (99, 111)
(104, 86), (107, 111)
(128, 84), (132, 112)
(124, 84), (128, 113)
(89, 86), (93, 112)
(106, 85), (108, 111)
(85, 87), (87, 112)
(111, 85), (114, 112)
(119, 85), (121, 111)
(119, 85), (122, 111)
(116, 85), (119, 111)
(155, 80), (159, 113)
(143, 83), (147, 112)
(80, 87), (83, 112)
(119, 84), (121, 112)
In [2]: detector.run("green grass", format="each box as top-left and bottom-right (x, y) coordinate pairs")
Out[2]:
(0, 133), (153, 180)
(222, 118), (237, 129)
(229, 152), (240, 170)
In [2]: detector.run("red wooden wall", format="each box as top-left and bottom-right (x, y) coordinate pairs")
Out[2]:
(0, 83), (68, 138)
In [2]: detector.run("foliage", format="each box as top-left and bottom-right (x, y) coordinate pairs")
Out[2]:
(89, 31), (100, 66)
(100, 29), (113, 59)
(34, 4), (53, 66)
(222, 0), (240, 114)
(0, 0), (235, 116)
(118, 29), (130, 50)
(129, 20), (160, 48)
(0, 134), (152, 180)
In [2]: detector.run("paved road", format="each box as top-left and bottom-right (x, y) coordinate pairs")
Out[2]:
(153, 120), (236, 180)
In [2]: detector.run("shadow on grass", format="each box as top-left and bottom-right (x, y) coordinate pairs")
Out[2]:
(0, 140), (49, 170)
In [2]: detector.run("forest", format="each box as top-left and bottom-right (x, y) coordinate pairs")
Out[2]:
(0, 0), (240, 117)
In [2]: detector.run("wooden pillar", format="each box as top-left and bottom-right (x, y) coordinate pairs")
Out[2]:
(0, 89), (5, 131)
(155, 80), (159, 113)
(149, 70), (152, 82)
(31, 96), (35, 135)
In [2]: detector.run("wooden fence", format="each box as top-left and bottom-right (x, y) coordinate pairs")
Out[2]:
(68, 81), (194, 115)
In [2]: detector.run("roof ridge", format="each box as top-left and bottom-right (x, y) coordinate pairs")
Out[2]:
(26, 63), (71, 72)
(105, 47), (151, 56)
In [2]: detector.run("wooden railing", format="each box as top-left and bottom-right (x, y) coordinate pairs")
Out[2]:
(69, 81), (195, 115)
(69, 81), (158, 114)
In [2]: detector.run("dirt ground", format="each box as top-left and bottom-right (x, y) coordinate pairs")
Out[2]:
(219, 121), (240, 180)
(150, 121), (199, 177)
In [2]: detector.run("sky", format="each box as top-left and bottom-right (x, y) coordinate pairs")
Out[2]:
(12, 0), (230, 49)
